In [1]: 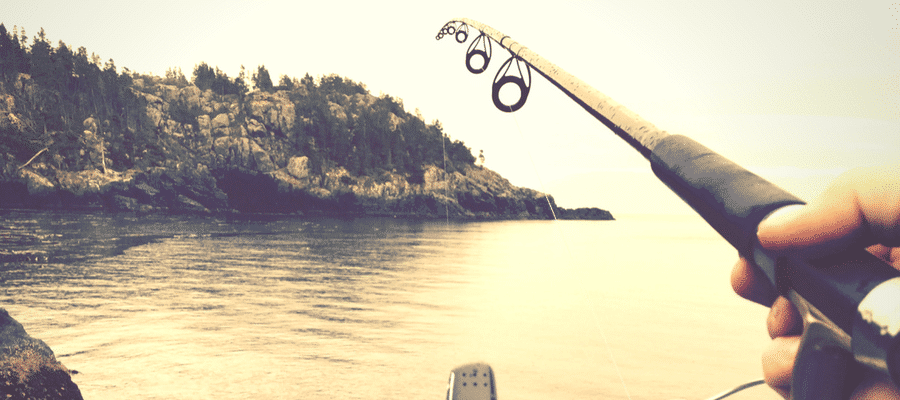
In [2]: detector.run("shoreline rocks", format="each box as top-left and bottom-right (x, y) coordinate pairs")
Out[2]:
(0, 309), (83, 400)
(557, 207), (615, 220)
(1, 161), (613, 220)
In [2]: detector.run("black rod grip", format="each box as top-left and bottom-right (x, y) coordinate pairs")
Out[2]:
(783, 250), (899, 333)
(649, 134), (804, 258)
(650, 134), (900, 385)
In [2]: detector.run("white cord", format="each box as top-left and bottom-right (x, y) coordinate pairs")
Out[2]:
(704, 379), (766, 400)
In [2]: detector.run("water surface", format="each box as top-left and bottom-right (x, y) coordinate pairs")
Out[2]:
(1, 210), (780, 399)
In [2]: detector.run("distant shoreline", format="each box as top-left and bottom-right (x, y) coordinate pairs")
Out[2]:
(0, 205), (614, 221)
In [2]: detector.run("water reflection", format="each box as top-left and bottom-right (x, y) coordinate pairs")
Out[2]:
(0, 210), (780, 400)
(1, 210), (474, 399)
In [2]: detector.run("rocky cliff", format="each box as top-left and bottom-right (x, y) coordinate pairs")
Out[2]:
(0, 73), (612, 220)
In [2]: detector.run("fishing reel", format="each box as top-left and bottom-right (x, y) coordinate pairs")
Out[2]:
(437, 21), (532, 113)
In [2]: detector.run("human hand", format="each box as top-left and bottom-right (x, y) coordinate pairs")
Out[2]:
(730, 165), (900, 399)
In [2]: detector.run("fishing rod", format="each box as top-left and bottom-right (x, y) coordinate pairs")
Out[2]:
(436, 18), (900, 400)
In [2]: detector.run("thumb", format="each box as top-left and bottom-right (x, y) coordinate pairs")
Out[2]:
(758, 165), (900, 255)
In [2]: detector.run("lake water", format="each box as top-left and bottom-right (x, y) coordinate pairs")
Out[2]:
(0, 210), (782, 400)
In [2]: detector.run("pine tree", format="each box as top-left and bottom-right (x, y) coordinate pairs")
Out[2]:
(164, 67), (188, 87)
(192, 62), (215, 91)
(29, 28), (53, 87)
(300, 73), (315, 89)
(278, 74), (294, 90)
(0, 24), (11, 77)
(252, 65), (273, 92)
(0, 24), (25, 80)
(51, 40), (74, 92)
(234, 65), (248, 95)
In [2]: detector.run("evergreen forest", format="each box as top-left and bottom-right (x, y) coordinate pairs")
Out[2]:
(0, 24), (476, 182)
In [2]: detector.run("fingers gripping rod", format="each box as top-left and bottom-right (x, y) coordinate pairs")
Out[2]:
(437, 18), (900, 399)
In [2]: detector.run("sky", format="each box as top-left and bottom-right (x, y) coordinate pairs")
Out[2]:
(3, 0), (899, 215)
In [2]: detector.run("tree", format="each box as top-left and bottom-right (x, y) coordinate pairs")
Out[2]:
(0, 24), (28, 80)
(319, 74), (366, 96)
(192, 62), (215, 91)
(300, 73), (315, 89)
(0, 24), (13, 78)
(51, 40), (75, 92)
(233, 65), (249, 96)
(446, 138), (475, 165)
(29, 28), (53, 87)
(73, 46), (100, 114)
(164, 67), (189, 87)
(252, 65), (273, 92)
(213, 66), (229, 95)
(15, 26), (28, 51)
(278, 74), (294, 90)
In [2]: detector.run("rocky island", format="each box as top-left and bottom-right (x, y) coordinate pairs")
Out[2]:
(0, 24), (612, 221)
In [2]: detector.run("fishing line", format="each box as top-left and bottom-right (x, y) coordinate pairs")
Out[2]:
(442, 132), (450, 224)
(506, 110), (632, 400)
(505, 112), (557, 221)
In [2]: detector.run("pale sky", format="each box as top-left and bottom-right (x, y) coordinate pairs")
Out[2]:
(4, 0), (899, 214)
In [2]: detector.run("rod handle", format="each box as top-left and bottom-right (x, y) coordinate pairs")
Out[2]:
(649, 134), (804, 258)
(650, 134), (900, 389)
